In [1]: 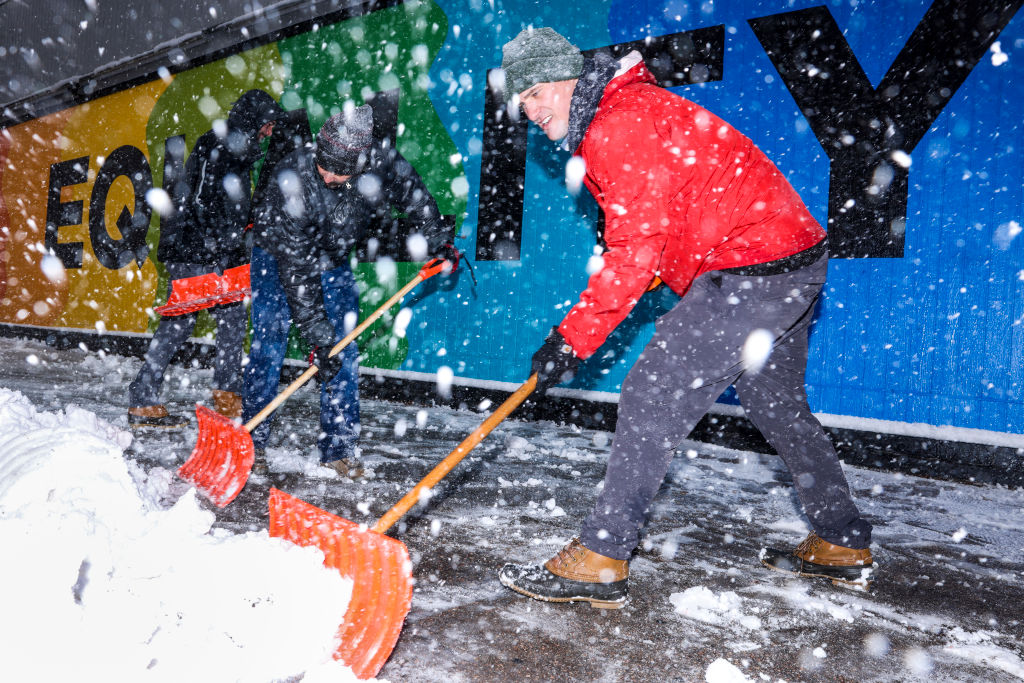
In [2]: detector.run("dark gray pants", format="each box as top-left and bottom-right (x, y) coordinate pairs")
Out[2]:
(128, 263), (247, 408)
(580, 254), (871, 560)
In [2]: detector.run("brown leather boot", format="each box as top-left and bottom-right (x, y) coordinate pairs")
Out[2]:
(212, 389), (242, 419)
(760, 531), (875, 589)
(499, 538), (628, 608)
(321, 457), (365, 479)
(252, 448), (269, 476)
(128, 404), (188, 428)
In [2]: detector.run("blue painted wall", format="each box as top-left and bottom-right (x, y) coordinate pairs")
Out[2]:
(404, 0), (1024, 434)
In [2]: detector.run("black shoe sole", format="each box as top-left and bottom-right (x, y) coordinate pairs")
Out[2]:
(759, 548), (875, 590)
(500, 578), (627, 609)
(498, 564), (627, 609)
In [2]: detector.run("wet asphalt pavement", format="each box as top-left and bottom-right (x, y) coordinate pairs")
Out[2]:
(2, 336), (1023, 682)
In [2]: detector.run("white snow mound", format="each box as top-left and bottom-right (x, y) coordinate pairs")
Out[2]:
(0, 388), (371, 682)
(671, 585), (762, 630)
(705, 657), (754, 682)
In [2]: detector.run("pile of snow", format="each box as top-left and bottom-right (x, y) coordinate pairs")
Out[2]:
(705, 658), (755, 682)
(0, 388), (372, 682)
(671, 586), (763, 630)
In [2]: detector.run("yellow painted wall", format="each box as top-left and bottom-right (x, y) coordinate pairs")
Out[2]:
(0, 79), (168, 332)
(59, 81), (168, 332)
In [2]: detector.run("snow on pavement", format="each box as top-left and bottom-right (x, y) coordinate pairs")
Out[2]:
(1, 335), (1024, 681)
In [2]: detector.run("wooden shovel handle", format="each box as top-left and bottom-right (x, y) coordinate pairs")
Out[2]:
(373, 274), (655, 533)
(373, 373), (538, 534)
(243, 261), (444, 433)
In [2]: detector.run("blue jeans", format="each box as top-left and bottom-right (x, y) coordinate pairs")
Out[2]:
(243, 246), (360, 463)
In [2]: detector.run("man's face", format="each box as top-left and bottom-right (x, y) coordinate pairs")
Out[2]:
(258, 122), (275, 142)
(517, 79), (576, 141)
(317, 165), (353, 188)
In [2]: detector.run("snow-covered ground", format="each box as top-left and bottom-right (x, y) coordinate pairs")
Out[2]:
(1, 334), (1022, 682)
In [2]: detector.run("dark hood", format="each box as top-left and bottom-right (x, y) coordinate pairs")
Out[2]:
(227, 89), (284, 139)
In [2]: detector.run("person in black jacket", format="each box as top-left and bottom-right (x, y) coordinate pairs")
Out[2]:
(128, 89), (283, 427)
(243, 104), (454, 475)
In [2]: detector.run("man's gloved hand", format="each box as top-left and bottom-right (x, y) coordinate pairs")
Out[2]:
(436, 242), (461, 273)
(311, 344), (344, 384)
(531, 327), (580, 395)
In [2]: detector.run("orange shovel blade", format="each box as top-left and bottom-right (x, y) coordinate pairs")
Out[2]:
(154, 264), (251, 316)
(178, 405), (254, 507)
(269, 488), (413, 680)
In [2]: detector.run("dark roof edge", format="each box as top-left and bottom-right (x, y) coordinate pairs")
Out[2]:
(1, 0), (402, 129)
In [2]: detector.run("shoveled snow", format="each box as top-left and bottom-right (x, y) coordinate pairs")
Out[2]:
(671, 586), (763, 630)
(943, 627), (1024, 679)
(705, 657), (755, 682)
(0, 388), (373, 682)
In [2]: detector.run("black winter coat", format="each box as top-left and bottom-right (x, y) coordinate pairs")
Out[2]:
(250, 140), (449, 349)
(158, 92), (281, 269)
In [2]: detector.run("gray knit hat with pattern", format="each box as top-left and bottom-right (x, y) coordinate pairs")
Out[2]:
(316, 104), (374, 175)
(501, 27), (583, 100)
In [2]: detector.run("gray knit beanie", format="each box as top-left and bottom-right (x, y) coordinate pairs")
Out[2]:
(316, 104), (374, 175)
(501, 27), (583, 100)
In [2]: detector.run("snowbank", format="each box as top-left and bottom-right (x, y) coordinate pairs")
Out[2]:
(0, 388), (368, 682)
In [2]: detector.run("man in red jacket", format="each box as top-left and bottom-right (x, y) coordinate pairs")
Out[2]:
(497, 28), (875, 608)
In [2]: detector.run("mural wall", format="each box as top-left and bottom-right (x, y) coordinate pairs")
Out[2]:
(1, 0), (1022, 437)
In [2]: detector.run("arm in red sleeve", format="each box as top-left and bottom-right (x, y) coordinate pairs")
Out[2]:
(557, 114), (686, 359)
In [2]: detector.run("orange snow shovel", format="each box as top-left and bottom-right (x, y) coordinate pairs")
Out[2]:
(267, 373), (540, 679)
(179, 258), (449, 507)
(154, 264), (252, 316)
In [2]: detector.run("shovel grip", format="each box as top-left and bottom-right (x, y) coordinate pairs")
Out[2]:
(242, 272), (430, 433)
(373, 374), (538, 534)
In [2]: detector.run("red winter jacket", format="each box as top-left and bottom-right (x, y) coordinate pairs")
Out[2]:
(557, 58), (825, 359)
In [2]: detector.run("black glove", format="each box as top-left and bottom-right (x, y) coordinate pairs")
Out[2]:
(311, 344), (345, 384)
(436, 242), (461, 273)
(531, 327), (580, 395)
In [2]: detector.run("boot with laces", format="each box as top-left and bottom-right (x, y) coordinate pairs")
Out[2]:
(499, 538), (628, 609)
(128, 404), (188, 428)
(252, 447), (269, 476)
(212, 389), (243, 420)
(760, 531), (875, 589)
(322, 457), (365, 479)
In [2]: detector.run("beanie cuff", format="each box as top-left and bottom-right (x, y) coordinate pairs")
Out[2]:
(506, 54), (584, 100)
(315, 143), (369, 176)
